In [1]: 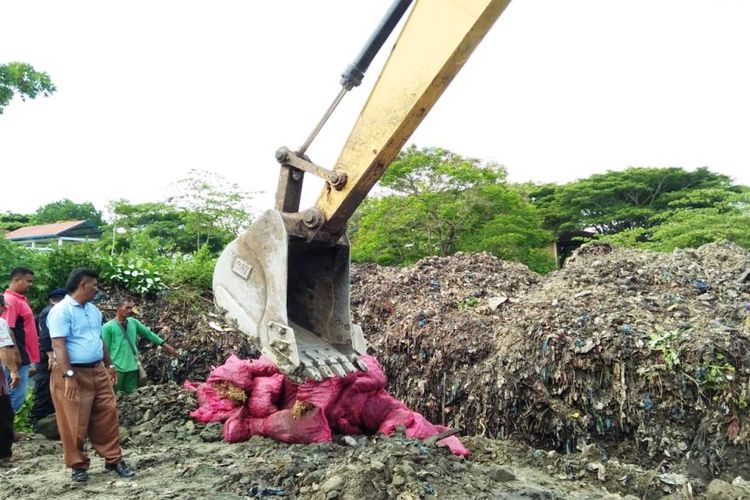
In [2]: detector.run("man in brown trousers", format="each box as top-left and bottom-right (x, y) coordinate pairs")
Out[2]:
(48, 268), (135, 482)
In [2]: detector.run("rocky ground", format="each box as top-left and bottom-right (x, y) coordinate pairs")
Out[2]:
(2, 381), (750, 500)
(3, 388), (749, 499)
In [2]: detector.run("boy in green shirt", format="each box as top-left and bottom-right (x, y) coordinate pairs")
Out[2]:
(101, 299), (178, 394)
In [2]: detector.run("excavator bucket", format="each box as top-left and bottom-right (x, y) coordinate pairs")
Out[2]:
(213, 209), (368, 382)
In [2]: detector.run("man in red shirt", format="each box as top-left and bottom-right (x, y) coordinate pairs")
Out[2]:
(2, 267), (40, 417)
(1, 294), (21, 463)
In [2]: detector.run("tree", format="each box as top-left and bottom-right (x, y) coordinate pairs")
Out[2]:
(0, 62), (56, 114)
(108, 200), (192, 255)
(603, 203), (750, 251)
(165, 169), (256, 253)
(459, 187), (556, 272)
(34, 199), (104, 228)
(109, 171), (256, 255)
(530, 167), (742, 235)
(0, 212), (32, 232)
(350, 146), (555, 272)
(377, 146), (509, 257)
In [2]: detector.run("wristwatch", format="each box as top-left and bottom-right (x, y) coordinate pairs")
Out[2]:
(63, 369), (75, 378)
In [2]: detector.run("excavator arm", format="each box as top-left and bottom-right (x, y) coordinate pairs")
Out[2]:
(214, 0), (512, 381)
(317, 0), (510, 235)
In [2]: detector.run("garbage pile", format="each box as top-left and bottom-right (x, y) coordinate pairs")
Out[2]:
(106, 241), (750, 475)
(117, 382), (197, 427)
(350, 253), (540, 427)
(184, 354), (469, 456)
(351, 241), (750, 473)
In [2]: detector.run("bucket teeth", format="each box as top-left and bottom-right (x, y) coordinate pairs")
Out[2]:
(318, 364), (334, 379)
(303, 366), (322, 382)
(328, 361), (347, 378)
(341, 358), (357, 374)
(353, 357), (369, 372)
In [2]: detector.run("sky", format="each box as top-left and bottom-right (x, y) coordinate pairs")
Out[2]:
(1, 0), (749, 218)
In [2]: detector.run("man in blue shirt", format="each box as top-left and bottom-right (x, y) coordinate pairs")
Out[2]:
(48, 268), (135, 482)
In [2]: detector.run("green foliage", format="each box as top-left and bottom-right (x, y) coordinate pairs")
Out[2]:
(165, 169), (255, 253)
(108, 200), (190, 254)
(530, 167), (742, 235)
(34, 199), (104, 228)
(460, 186), (556, 273)
(102, 256), (166, 296)
(0, 239), (33, 281)
(0, 238), (49, 309)
(110, 171), (255, 255)
(603, 206), (750, 251)
(350, 196), (431, 265)
(165, 244), (216, 290)
(44, 242), (107, 290)
(351, 146), (554, 272)
(458, 297), (479, 310)
(647, 329), (681, 371)
(97, 232), (169, 296)
(380, 145), (507, 194)
(0, 62), (56, 114)
(13, 391), (34, 433)
(697, 361), (735, 392)
(0, 212), (32, 232)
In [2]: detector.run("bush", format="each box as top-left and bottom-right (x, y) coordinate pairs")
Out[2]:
(102, 256), (166, 296)
(0, 239), (50, 309)
(164, 244), (216, 291)
(14, 391), (33, 433)
(44, 241), (108, 289)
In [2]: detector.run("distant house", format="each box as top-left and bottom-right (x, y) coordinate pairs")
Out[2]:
(4, 220), (102, 250)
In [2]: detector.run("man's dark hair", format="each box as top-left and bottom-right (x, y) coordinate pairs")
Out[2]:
(66, 268), (99, 294)
(10, 267), (34, 281)
(118, 297), (136, 306)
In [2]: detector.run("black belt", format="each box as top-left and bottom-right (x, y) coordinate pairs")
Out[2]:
(70, 360), (103, 368)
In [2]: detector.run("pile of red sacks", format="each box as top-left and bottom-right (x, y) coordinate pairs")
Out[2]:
(184, 354), (469, 456)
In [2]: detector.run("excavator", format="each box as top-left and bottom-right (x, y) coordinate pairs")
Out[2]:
(213, 0), (511, 382)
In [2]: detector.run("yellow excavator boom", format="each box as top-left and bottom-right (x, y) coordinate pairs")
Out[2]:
(317, 0), (511, 235)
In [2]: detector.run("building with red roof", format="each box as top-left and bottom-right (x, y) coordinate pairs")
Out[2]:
(4, 220), (101, 250)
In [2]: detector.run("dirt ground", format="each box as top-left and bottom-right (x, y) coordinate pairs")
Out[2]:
(2, 422), (645, 500)
(1, 383), (748, 500)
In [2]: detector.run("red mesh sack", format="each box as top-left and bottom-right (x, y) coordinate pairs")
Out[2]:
(326, 388), (370, 435)
(261, 407), (332, 444)
(247, 373), (285, 418)
(380, 407), (470, 457)
(361, 390), (407, 432)
(295, 376), (344, 412)
(224, 408), (252, 443)
(346, 355), (387, 393)
(184, 381), (240, 423)
(280, 378), (299, 410)
(205, 354), (257, 390)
